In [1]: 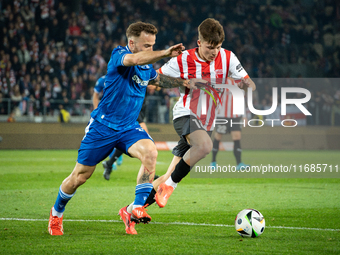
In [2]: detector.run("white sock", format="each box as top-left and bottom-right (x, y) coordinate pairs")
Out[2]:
(52, 207), (63, 218)
(127, 202), (134, 214)
(132, 204), (143, 210)
(165, 176), (177, 189)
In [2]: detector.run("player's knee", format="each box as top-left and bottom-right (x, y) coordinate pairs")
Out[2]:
(232, 131), (241, 140)
(149, 148), (158, 163)
(196, 140), (213, 157)
(143, 147), (158, 165)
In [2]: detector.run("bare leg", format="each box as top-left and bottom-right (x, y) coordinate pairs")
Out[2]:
(182, 130), (213, 166)
(128, 139), (157, 184)
(61, 163), (96, 194)
(152, 155), (181, 190)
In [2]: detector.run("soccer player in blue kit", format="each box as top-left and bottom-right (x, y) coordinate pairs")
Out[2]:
(48, 21), (188, 236)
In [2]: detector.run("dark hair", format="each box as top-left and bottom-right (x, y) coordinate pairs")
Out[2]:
(126, 22), (158, 39)
(198, 18), (225, 46)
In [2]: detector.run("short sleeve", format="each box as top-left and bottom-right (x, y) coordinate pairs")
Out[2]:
(160, 56), (181, 78)
(94, 87), (101, 93)
(94, 77), (104, 93)
(150, 68), (158, 80)
(109, 47), (130, 68)
(94, 80), (100, 93)
(228, 52), (248, 80)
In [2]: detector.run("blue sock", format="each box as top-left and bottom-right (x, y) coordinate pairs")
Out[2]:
(134, 183), (153, 207)
(109, 148), (116, 159)
(53, 185), (76, 213)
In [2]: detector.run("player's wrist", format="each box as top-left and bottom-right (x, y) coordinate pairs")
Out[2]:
(162, 49), (170, 58)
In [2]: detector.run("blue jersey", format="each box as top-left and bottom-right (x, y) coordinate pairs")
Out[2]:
(91, 45), (158, 131)
(94, 75), (105, 93)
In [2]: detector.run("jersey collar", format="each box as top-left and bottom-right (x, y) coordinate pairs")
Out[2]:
(125, 45), (131, 52)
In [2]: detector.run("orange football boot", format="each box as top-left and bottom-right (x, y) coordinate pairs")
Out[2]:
(131, 205), (151, 224)
(155, 183), (174, 208)
(118, 205), (137, 235)
(48, 207), (64, 235)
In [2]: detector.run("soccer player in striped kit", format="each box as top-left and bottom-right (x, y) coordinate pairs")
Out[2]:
(153, 18), (256, 208)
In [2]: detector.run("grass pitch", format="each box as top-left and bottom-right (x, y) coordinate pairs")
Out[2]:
(0, 150), (339, 254)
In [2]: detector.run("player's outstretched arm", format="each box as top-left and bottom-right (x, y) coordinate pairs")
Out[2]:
(149, 73), (185, 88)
(123, 43), (185, 66)
(149, 73), (200, 89)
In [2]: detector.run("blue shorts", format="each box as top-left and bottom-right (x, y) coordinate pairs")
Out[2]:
(77, 118), (153, 166)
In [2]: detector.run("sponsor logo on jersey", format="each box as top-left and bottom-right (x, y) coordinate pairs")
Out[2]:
(236, 64), (243, 72)
(132, 75), (149, 86)
(215, 69), (224, 75)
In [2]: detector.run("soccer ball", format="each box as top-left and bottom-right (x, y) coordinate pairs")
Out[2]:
(235, 209), (265, 238)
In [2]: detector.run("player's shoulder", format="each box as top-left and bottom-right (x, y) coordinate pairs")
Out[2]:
(139, 64), (153, 69)
(219, 48), (239, 63)
(94, 75), (104, 85)
(161, 49), (191, 72)
(172, 49), (190, 61)
(221, 47), (230, 52)
(163, 50), (187, 66)
(112, 45), (130, 56)
(185, 48), (196, 58)
(220, 47), (234, 56)
(186, 48), (195, 55)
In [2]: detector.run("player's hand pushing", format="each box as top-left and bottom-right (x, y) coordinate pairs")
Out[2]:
(165, 43), (185, 58)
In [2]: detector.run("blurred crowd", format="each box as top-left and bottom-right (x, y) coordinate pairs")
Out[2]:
(0, 0), (339, 125)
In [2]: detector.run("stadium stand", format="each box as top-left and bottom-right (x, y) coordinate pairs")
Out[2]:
(0, 0), (339, 125)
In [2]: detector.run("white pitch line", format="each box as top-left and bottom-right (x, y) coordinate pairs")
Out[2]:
(156, 161), (166, 165)
(1, 218), (339, 232)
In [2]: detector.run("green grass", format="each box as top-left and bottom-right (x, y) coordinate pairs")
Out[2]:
(0, 150), (339, 254)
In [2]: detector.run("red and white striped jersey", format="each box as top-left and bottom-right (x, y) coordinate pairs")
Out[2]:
(159, 47), (248, 131)
(217, 77), (245, 118)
